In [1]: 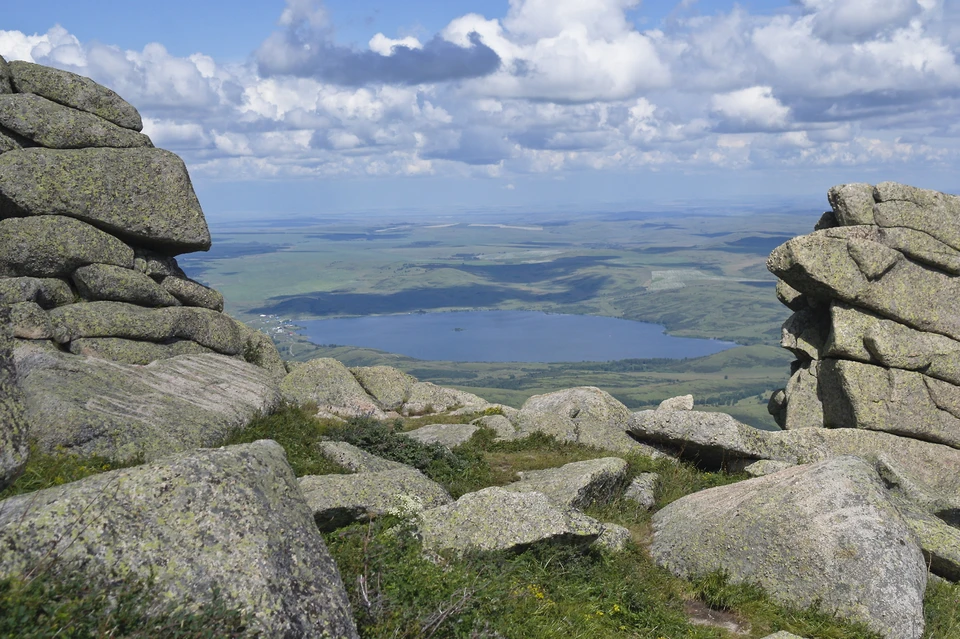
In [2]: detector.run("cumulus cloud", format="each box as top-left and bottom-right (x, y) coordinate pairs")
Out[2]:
(711, 86), (791, 131)
(798, 0), (924, 42)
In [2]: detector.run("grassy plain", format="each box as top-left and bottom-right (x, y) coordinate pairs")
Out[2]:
(182, 206), (819, 428)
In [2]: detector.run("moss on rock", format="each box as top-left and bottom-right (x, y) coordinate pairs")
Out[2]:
(0, 215), (134, 278)
(0, 276), (74, 308)
(68, 337), (215, 364)
(0, 94), (152, 149)
(160, 276), (223, 310)
(0, 308), (29, 489)
(72, 263), (180, 307)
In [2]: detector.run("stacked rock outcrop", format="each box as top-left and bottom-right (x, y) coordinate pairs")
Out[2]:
(767, 182), (960, 451)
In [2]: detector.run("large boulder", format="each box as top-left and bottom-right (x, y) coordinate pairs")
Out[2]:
(234, 320), (286, 379)
(416, 487), (604, 554)
(0, 148), (210, 253)
(0, 276), (73, 308)
(280, 357), (386, 420)
(0, 215), (134, 277)
(0, 440), (359, 638)
(349, 365), (417, 411)
(299, 468), (452, 531)
(0, 55), (12, 94)
(781, 360), (824, 430)
(404, 423), (480, 448)
(0, 307), (28, 489)
(8, 60), (143, 131)
(652, 457), (927, 639)
(72, 263), (181, 307)
(316, 441), (409, 473)
(160, 275), (224, 311)
(503, 457), (629, 510)
(402, 381), (490, 415)
(0, 94), (152, 149)
(14, 343), (280, 461)
(516, 386), (657, 455)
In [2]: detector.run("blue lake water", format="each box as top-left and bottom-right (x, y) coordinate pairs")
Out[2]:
(297, 311), (736, 362)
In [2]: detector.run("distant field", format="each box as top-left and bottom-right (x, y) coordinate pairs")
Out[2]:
(181, 207), (820, 429)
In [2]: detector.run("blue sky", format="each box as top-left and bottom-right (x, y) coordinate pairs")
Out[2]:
(3, 0), (959, 219)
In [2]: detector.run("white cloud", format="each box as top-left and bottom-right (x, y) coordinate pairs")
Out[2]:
(368, 34), (423, 56)
(711, 86), (791, 130)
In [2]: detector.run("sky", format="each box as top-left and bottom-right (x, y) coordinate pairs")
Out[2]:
(2, 0), (960, 220)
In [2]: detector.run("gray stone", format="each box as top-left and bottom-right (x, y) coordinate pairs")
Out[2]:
(0, 276), (74, 308)
(782, 360), (823, 430)
(471, 414), (520, 440)
(828, 182), (876, 226)
(316, 441), (409, 473)
(819, 358), (960, 449)
(0, 55), (11, 94)
(780, 307), (829, 361)
(628, 409), (764, 469)
(768, 227), (960, 341)
(898, 507), (960, 583)
(161, 276), (224, 311)
(0, 308), (29, 490)
(133, 249), (186, 279)
(417, 487), (604, 554)
(593, 523), (632, 552)
(652, 457), (926, 639)
(9, 301), (51, 339)
(14, 344), (280, 461)
(624, 472), (660, 510)
(0, 94), (152, 149)
(657, 394), (693, 411)
(504, 457), (629, 510)
(299, 468), (452, 532)
(767, 388), (787, 428)
(49, 302), (242, 356)
(8, 60), (143, 131)
(234, 321), (286, 378)
(281, 358), (386, 420)
(0, 148), (210, 254)
(872, 181), (960, 252)
(68, 337), (215, 365)
(516, 386), (659, 455)
(0, 441), (359, 638)
(404, 423), (480, 448)
(0, 215), (134, 278)
(744, 459), (796, 477)
(403, 381), (490, 416)
(776, 279), (808, 311)
(761, 633), (808, 639)
(73, 263), (181, 307)
(349, 365), (416, 411)
(0, 126), (30, 154)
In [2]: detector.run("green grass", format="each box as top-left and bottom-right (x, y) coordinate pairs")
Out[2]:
(0, 445), (141, 500)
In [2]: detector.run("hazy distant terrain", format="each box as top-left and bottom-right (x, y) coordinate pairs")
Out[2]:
(181, 206), (820, 428)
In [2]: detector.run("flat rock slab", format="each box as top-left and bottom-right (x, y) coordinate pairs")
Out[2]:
(316, 440), (409, 473)
(0, 441), (358, 638)
(0, 94), (151, 149)
(0, 148), (210, 253)
(73, 263), (180, 307)
(402, 381), (490, 416)
(417, 487), (604, 554)
(0, 308), (28, 490)
(281, 357), (386, 420)
(404, 423), (479, 448)
(9, 60), (143, 131)
(160, 276), (224, 311)
(14, 344), (280, 462)
(517, 386), (660, 455)
(67, 337), (215, 365)
(299, 468), (452, 532)
(652, 456), (927, 639)
(504, 457), (628, 510)
(0, 215), (134, 278)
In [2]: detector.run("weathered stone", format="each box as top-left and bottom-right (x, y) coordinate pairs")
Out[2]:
(780, 307), (828, 361)
(0, 215), (134, 277)
(657, 394), (693, 411)
(593, 523), (632, 552)
(814, 210), (839, 230)
(349, 365), (417, 411)
(517, 386), (659, 455)
(744, 459), (796, 477)
(504, 457), (629, 510)
(0, 148), (210, 253)
(403, 381), (490, 415)
(234, 321), (286, 378)
(133, 249), (186, 279)
(825, 302), (960, 386)
(404, 423), (479, 449)
(899, 507), (960, 583)
(0, 55), (12, 94)
(0, 126), (30, 153)
(767, 388), (787, 428)
(819, 358), (960, 449)
(782, 360), (823, 430)
(68, 337), (215, 365)
(871, 226), (960, 275)
(828, 182), (876, 226)
(0, 308), (29, 490)
(9, 301), (51, 339)
(652, 457), (926, 639)
(14, 344), (280, 461)
(0, 276), (74, 308)
(768, 227), (960, 341)
(161, 276), (224, 311)
(8, 60), (143, 131)
(776, 279), (808, 311)
(299, 468), (452, 532)
(624, 472), (660, 510)
(316, 440), (409, 473)
(872, 181), (960, 252)
(49, 302), (242, 356)
(0, 94), (152, 149)
(627, 412), (960, 521)
(281, 357), (386, 420)
(417, 487), (604, 554)
(0, 441), (359, 638)
(471, 414), (520, 440)
(73, 263), (180, 307)
(761, 633), (808, 639)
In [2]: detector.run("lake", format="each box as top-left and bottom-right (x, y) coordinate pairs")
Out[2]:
(296, 311), (736, 362)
